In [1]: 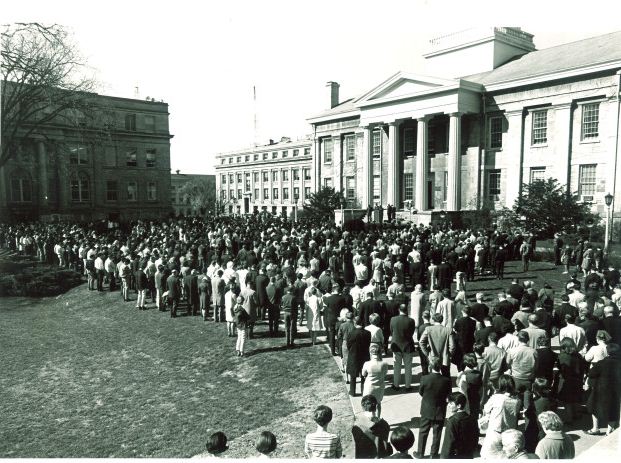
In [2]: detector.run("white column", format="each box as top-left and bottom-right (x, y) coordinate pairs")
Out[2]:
(361, 126), (372, 208)
(415, 117), (430, 211)
(37, 140), (49, 210)
(312, 137), (320, 192)
(447, 112), (462, 211)
(554, 103), (572, 192)
(387, 122), (400, 207)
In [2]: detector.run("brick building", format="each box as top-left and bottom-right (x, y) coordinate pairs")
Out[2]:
(307, 28), (621, 222)
(0, 92), (173, 222)
(214, 137), (313, 217)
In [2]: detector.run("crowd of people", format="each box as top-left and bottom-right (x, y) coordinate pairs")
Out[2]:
(3, 213), (621, 458)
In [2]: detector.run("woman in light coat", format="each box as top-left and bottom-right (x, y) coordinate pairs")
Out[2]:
(307, 287), (324, 345)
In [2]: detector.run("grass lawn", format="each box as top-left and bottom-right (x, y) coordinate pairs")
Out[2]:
(0, 286), (353, 458)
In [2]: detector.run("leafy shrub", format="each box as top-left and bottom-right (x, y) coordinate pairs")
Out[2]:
(0, 268), (83, 297)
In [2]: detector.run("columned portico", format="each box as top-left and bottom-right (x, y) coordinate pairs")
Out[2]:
(447, 112), (462, 211)
(415, 116), (430, 211)
(361, 126), (373, 207)
(387, 122), (400, 207)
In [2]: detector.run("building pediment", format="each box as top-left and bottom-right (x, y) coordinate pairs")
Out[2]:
(357, 72), (458, 106)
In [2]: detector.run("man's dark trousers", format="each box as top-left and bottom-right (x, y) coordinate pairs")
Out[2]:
(97, 269), (104, 291)
(326, 323), (337, 355)
(284, 309), (297, 345)
(349, 370), (364, 396)
(268, 306), (280, 336)
(417, 417), (444, 457)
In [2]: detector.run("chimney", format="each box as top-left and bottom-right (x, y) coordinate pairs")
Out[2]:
(175, 169), (180, 175)
(326, 81), (340, 109)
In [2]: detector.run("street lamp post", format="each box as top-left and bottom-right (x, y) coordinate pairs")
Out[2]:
(605, 192), (614, 254)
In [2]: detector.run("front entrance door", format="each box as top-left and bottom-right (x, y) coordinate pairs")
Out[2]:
(244, 197), (249, 214)
(427, 179), (434, 210)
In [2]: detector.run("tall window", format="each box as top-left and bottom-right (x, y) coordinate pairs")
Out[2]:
(272, 171), (278, 182)
(221, 190), (226, 200)
(229, 174), (234, 184)
(488, 169), (501, 201)
(10, 175), (32, 202)
(579, 164), (597, 198)
(372, 130), (381, 158)
(427, 124), (436, 155)
(222, 174), (227, 185)
(345, 134), (356, 161)
(263, 188), (269, 200)
(237, 188), (242, 200)
(581, 103), (600, 140)
(254, 188), (259, 200)
(304, 186), (311, 197)
(346, 176), (355, 200)
(303, 168), (311, 180)
(126, 149), (137, 167)
(273, 188), (279, 199)
(245, 173), (251, 191)
(403, 128), (415, 155)
(147, 182), (157, 201)
(323, 138), (333, 163)
(262, 171), (269, 182)
(71, 173), (90, 202)
(293, 186), (300, 200)
(237, 173), (242, 183)
(146, 149), (156, 167)
(283, 187), (289, 200)
(404, 173), (413, 201)
(127, 181), (137, 201)
(69, 144), (88, 165)
(531, 110), (548, 145)
(530, 167), (545, 183)
(229, 189), (234, 200)
(106, 180), (118, 201)
(293, 169), (300, 180)
(324, 178), (333, 189)
(124, 114), (136, 131)
(282, 170), (289, 181)
(489, 116), (503, 149)
(144, 115), (155, 132)
(373, 175), (380, 201)
(253, 172), (259, 182)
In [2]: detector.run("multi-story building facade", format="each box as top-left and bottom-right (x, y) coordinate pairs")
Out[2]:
(308, 28), (621, 221)
(170, 171), (215, 217)
(214, 137), (313, 216)
(0, 92), (173, 222)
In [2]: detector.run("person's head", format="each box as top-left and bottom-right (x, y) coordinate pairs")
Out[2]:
(604, 306), (614, 318)
(361, 394), (378, 413)
(462, 305), (471, 317)
(537, 335), (550, 348)
(415, 283), (422, 292)
(532, 377), (552, 399)
(596, 330), (612, 345)
(473, 342), (486, 356)
(206, 431), (228, 455)
(369, 313), (380, 327)
(369, 343), (382, 360)
(313, 405), (333, 428)
(560, 337), (577, 355)
(447, 391), (468, 414)
(476, 292), (484, 302)
(488, 332), (498, 345)
(255, 431), (277, 456)
(497, 374), (516, 395)
(422, 310), (431, 322)
(430, 357), (442, 373)
(463, 353), (477, 369)
(432, 313), (444, 324)
(517, 330), (530, 345)
(399, 304), (408, 315)
(527, 313), (538, 326)
(538, 411), (564, 433)
(501, 429), (526, 458)
(353, 315), (362, 326)
(390, 426), (415, 453)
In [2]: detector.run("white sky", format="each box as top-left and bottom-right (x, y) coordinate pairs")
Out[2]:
(3, 0), (621, 174)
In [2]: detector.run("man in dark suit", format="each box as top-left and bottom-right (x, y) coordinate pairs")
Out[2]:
(440, 392), (479, 459)
(346, 316), (372, 396)
(323, 284), (346, 356)
(281, 286), (296, 347)
(495, 292), (515, 320)
(358, 291), (379, 327)
(495, 246), (507, 279)
(415, 358), (452, 459)
(184, 269), (200, 316)
(437, 260), (452, 293)
(470, 292), (490, 324)
(166, 269), (181, 318)
(417, 310), (432, 376)
(453, 305), (477, 371)
(318, 269), (334, 295)
(255, 267), (270, 321)
(390, 304), (416, 391)
(383, 293), (400, 353)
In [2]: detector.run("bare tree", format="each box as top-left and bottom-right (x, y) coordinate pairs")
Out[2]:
(178, 178), (216, 215)
(0, 23), (98, 168)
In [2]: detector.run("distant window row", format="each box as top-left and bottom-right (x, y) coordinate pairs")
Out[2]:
(123, 113), (157, 132)
(220, 147), (311, 165)
(221, 168), (310, 185)
(69, 144), (158, 168)
(220, 186), (309, 201)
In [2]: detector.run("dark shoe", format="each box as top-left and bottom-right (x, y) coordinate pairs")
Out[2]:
(391, 385), (401, 391)
(405, 386), (415, 392)
(585, 429), (603, 435)
(413, 452), (424, 459)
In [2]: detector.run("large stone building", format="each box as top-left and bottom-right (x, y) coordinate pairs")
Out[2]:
(214, 137), (313, 216)
(170, 171), (216, 217)
(307, 28), (621, 222)
(0, 92), (173, 222)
